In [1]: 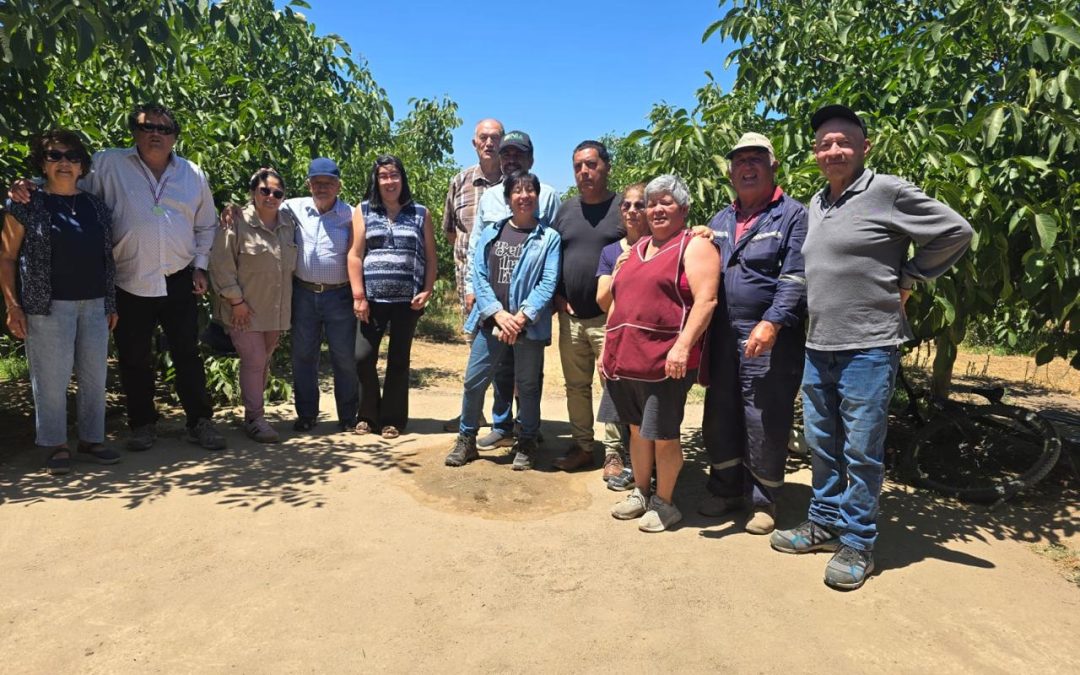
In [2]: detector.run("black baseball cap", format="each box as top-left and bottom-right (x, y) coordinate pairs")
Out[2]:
(499, 130), (533, 154)
(810, 104), (867, 134)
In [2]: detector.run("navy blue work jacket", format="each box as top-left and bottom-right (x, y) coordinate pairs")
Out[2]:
(707, 191), (808, 327)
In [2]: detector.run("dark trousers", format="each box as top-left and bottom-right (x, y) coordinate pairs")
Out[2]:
(114, 268), (212, 429)
(355, 301), (422, 431)
(703, 317), (804, 506)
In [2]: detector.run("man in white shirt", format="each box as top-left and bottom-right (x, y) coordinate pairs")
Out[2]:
(18, 103), (226, 451)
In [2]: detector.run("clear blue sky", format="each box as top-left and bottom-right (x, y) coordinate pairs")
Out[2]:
(291, 0), (736, 193)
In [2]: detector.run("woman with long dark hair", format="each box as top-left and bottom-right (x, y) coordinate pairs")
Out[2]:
(347, 154), (436, 439)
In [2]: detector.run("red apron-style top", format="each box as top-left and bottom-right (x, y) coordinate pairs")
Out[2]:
(601, 229), (704, 382)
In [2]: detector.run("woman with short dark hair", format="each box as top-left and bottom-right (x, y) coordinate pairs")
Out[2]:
(209, 168), (299, 443)
(0, 129), (119, 475)
(347, 154), (437, 439)
(444, 170), (561, 470)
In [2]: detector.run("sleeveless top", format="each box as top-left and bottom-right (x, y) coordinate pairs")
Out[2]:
(601, 229), (703, 382)
(360, 201), (427, 304)
(5, 190), (117, 316)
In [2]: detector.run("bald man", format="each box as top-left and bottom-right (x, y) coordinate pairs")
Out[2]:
(443, 118), (504, 317)
(441, 119), (504, 432)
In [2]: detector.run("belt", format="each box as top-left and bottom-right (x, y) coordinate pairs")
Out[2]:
(295, 279), (349, 293)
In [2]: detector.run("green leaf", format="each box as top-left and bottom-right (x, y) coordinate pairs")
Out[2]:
(1032, 212), (1060, 250)
(702, 19), (723, 43)
(984, 106), (1005, 147)
(1045, 24), (1080, 50)
(1034, 344), (1056, 366)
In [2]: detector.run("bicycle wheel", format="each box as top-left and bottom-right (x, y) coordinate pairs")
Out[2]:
(898, 404), (1062, 503)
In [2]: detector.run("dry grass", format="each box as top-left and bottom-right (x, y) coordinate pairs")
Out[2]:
(1030, 543), (1080, 587)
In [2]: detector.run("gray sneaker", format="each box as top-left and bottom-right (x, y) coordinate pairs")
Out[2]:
(477, 428), (515, 451)
(127, 423), (157, 452)
(244, 417), (279, 443)
(611, 488), (649, 520)
(639, 495), (682, 533)
(187, 418), (226, 451)
(824, 545), (875, 591)
(445, 434), (478, 467)
(511, 438), (536, 471)
(770, 520), (840, 554)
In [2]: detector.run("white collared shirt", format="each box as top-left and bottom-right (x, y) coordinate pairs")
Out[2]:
(80, 147), (217, 297)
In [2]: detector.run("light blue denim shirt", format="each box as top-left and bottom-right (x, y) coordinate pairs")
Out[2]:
(282, 197), (353, 285)
(463, 182), (560, 295)
(465, 218), (562, 343)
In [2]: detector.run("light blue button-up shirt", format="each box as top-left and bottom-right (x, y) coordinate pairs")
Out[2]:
(282, 197), (353, 285)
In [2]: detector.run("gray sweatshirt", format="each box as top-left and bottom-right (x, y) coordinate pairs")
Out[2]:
(802, 169), (973, 351)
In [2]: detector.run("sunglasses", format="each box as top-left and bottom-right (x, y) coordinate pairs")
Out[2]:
(135, 122), (177, 135)
(258, 186), (285, 199)
(620, 200), (646, 211)
(44, 150), (83, 163)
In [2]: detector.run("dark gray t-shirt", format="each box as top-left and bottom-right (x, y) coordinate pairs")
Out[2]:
(487, 221), (533, 311)
(552, 193), (624, 319)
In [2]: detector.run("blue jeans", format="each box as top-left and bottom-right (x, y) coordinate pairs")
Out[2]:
(459, 327), (544, 440)
(803, 346), (899, 551)
(25, 298), (109, 447)
(291, 283), (358, 424)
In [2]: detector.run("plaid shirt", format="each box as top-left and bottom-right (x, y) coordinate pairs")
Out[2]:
(442, 164), (500, 237)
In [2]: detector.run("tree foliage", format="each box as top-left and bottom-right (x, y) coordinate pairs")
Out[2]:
(0, 0), (462, 398)
(635, 0), (1080, 392)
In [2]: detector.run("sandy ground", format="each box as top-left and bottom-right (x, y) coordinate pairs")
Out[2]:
(2, 338), (1080, 673)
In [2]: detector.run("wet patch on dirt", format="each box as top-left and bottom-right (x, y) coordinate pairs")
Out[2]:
(393, 440), (592, 521)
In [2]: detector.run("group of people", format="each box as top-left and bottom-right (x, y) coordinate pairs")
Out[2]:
(1, 102), (973, 591)
(434, 110), (969, 590)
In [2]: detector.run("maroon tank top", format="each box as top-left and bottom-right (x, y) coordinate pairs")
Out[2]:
(601, 229), (704, 382)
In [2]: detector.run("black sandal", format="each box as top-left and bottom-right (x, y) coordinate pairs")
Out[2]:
(46, 447), (72, 476)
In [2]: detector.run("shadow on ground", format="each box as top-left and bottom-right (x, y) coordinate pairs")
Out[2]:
(0, 413), (425, 510)
(676, 424), (1079, 574)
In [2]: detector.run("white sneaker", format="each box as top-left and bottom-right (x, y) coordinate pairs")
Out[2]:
(611, 488), (649, 520)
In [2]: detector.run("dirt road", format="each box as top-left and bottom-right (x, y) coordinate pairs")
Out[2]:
(2, 340), (1079, 673)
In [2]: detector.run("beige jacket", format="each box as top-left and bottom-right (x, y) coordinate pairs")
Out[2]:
(210, 204), (298, 332)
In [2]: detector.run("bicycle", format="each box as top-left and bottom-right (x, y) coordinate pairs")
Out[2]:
(894, 364), (1065, 506)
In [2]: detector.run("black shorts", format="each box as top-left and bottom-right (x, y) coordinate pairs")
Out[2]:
(603, 372), (695, 441)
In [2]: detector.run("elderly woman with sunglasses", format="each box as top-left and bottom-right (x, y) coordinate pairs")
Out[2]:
(1, 130), (119, 475)
(209, 168), (299, 443)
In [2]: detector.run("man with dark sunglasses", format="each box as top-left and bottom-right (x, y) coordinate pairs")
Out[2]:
(9, 102), (224, 452)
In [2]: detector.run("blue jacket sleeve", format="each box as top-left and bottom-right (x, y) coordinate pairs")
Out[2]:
(472, 229), (503, 321)
(521, 231), (561, 322)
(761, 203), (808, 327)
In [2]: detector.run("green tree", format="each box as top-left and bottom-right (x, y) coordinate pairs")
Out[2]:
(0, 0), (462, 399)
(640, 0), (1080, 394)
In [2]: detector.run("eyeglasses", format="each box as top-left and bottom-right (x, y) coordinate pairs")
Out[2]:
(620, 200), (646, 211)
(258, 186), (285, 199)
(135, 122), (177, 135)
(44, 150), (83, 163)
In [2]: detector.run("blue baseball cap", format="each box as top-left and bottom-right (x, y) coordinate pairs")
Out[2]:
(307, 157), (341, 179)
